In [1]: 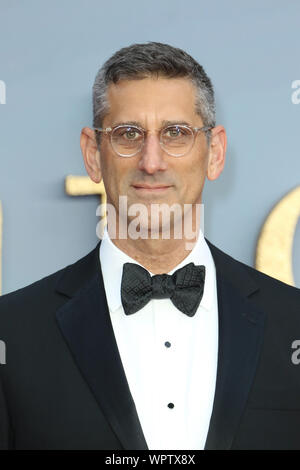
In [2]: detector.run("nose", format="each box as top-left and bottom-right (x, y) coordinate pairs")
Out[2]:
(137, 132), (168, 174)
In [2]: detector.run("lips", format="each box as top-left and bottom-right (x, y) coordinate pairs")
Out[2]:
(132, 184), (172, 190)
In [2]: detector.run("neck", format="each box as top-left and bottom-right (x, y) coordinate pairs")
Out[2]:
(112, 237), (198, 274)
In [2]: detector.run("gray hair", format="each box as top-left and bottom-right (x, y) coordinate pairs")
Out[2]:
(92, 42), (216, 145)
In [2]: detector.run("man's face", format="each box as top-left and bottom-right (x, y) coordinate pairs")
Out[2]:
(81, 76), (226, 234)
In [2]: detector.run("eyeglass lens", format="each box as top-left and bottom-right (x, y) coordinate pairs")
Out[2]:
(111, 125), (194, 157)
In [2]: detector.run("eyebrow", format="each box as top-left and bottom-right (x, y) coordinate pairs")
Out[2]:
(111, 121), (142, 128)
(111, 120), (192, 128)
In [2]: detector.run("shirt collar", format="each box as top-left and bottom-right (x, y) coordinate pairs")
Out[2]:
(99, 225), (216, 314)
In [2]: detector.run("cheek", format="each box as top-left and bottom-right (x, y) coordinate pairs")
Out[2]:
(104, 159), (134, 198)
(177, 158), (207, 200)
(180, 157), (205, 183)
(190, 151), (208, 179)
(99, 154), (118, 202)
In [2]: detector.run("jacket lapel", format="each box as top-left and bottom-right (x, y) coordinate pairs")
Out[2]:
(55, 242), (148, 450)
(204, 239), (267, 449)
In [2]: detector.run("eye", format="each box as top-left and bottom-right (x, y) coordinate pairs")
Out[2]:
(126, 129), (138, 139)
(119, 127), (142, 140)
(164, 126), (187, 138)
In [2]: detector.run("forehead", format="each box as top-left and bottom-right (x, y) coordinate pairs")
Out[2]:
(104, 76), (201, 126)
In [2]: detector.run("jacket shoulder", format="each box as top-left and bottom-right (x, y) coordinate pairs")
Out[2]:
(206, 238), (300, 302)
(0, 243), (100, 318)
(234, 253), (300, 300)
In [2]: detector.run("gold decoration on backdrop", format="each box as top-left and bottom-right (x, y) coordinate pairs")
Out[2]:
(65, 175), (106, 200)
(255, 186), (300, 287)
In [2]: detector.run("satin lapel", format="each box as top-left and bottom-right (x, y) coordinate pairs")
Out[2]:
(204, 240), (267, 450)
(55, 244), (148, 450)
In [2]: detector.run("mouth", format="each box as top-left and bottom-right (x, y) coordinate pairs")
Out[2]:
(132, 184), (173, 193)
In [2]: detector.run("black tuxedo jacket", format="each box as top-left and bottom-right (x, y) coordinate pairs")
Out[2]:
(0, 239), (300, 450)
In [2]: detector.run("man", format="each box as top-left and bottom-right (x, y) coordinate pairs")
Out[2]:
(0, 42), (300, 450)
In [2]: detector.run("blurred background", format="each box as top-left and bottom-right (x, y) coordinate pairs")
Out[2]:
(0, 0), (299, 295)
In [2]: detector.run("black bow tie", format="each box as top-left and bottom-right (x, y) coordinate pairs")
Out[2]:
(121, 262), (206, 317)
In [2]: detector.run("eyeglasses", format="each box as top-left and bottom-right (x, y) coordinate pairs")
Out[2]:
(94, 123), (213, 157)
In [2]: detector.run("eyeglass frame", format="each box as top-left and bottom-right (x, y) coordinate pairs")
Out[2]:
(93, 123), (214, 157)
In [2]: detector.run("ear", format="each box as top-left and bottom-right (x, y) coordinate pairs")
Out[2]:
(80, 127), (102, 183)
(206, 125), (227, 181)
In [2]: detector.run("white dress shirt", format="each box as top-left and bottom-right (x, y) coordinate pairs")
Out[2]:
(99, 226), (218, 450)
